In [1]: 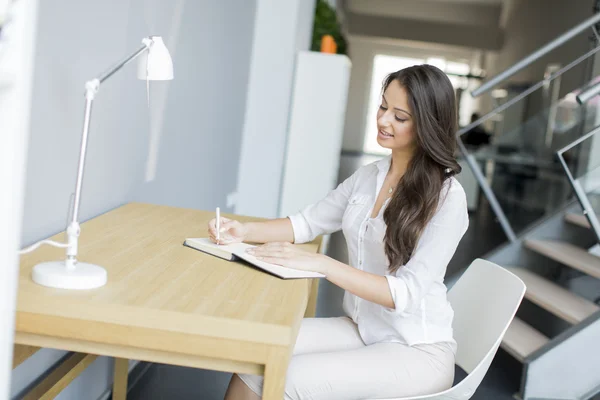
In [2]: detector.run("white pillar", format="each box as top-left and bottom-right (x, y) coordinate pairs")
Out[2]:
(234, 0), (315, 218)
(0, 0), (38, 396)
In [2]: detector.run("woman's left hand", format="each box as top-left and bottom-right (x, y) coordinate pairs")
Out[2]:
(246, 242), (333, 275)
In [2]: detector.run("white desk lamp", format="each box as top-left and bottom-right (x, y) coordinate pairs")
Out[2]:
(23, 36), (173, 290)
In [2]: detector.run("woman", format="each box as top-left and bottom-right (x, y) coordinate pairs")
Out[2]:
(209, 64), (469, 400)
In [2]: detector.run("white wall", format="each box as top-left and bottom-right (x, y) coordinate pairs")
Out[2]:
(0, 0), (38, 398)
(234, 0), (316, 218)
(14, 0), (257, 398)
(279, 52), (351, 217)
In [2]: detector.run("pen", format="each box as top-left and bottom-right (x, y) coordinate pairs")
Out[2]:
(216, 207), (220, 244)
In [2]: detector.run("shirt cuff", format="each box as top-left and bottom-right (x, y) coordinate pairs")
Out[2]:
(288, 213), (312, 244)
(384, 275), (408, 314)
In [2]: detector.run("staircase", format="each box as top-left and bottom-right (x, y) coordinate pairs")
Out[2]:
(454, 10), (600, 397)
(486, 206), (600, 400)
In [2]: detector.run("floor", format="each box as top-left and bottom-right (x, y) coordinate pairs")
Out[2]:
(127, 153), (521, 400)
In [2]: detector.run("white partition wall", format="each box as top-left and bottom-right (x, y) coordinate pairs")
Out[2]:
(278, 51), (351, 218)
(0, 0), (38, 396)
(234, 0), (317, 219)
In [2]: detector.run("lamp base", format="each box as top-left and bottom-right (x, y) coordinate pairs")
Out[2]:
(32, 261), (107, 290)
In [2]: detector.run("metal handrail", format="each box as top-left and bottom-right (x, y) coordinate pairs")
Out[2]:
(456, 43), (600, 243)
(472, 12), (600, 97)
(556, 125), (600, 241)
(556, 120), (600, 155)
(459, 43), (600, 136)
(576, 80), (600, 104)
(457, 138), (517, 242)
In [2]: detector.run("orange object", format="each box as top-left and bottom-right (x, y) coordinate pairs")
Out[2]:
(320, 35), (337, 54)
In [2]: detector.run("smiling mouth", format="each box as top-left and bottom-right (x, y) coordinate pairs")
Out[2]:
(379, 130), (394, 137)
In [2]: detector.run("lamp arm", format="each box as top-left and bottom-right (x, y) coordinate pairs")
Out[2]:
(97, 42), (150, 84)
(64, 39), (152, 268)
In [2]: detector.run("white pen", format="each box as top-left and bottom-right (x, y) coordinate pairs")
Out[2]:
(216, 207), (221, 244)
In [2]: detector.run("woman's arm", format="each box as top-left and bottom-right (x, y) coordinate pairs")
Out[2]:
(324, 259), (395, 308)
(210, 170), (360, 245)
(247, 242), (395, 308)
(244, 218), (295, 244)
(208, 217), (294, 244)
(249, 184), (468, 310)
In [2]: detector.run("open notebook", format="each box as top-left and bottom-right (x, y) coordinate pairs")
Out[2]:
(183, 238), (325, 279)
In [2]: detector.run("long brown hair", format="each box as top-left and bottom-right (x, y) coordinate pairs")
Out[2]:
(382, 65), (461, 273)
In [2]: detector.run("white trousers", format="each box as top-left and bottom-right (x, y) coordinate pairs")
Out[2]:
(238, 317), (455, 400)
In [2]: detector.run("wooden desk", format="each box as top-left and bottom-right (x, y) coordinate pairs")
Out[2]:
(15, 203), (321, 399)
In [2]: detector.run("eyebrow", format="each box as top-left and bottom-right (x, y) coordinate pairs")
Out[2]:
(382, 95), (412, 117)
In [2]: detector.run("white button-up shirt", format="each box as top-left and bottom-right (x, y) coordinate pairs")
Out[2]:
(289, 156), (469, 349)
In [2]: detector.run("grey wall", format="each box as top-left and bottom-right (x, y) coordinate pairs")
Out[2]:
(15, 0), (256, 398)
(478, 0), (594, 155)
(344, 0), (504, 51)
(134, 1), (255, 211)
(484, 0), (593, 94)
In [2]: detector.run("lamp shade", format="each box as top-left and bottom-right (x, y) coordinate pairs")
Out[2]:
(137, 36), (173, 81)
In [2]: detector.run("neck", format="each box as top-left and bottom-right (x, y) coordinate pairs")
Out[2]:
(389, 149), (412, 179)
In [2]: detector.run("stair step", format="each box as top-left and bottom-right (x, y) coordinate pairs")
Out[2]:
(506, 267), (599, 324)
(501, 317), (549, 362)
(565, 212), (590, 229)
(525, 239), (600, 279)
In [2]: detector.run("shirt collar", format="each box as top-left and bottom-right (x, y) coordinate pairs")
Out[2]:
(376, 155), (392, 173)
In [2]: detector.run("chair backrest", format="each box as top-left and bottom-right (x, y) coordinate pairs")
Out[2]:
(369, 259), (526, 400)
(446, 258), (526, 398)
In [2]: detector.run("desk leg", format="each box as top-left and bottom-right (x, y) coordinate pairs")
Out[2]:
(262, 349), (290, 400)
(304, 279), (319, 318)
(113, 358), (129, 400)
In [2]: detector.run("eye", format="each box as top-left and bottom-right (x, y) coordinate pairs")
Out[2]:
(395, 116), (407, 122)
(379, 105), (387, 110)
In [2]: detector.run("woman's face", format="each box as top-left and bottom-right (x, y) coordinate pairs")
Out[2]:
(376, 80), (416, 153)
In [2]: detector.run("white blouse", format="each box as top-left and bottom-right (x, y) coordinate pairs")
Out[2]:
(288, 156), (469, 350)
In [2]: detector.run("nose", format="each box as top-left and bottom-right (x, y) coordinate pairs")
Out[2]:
(377, 109), (393, 128)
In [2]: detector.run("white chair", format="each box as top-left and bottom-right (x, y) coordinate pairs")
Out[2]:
(375, 258), (526, 400)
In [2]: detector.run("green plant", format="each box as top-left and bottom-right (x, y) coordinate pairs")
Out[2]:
(311, 0), (348, 55)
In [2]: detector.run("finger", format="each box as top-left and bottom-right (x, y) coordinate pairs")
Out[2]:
(208, 225), (217, 236)
(210, 234), (233, 245)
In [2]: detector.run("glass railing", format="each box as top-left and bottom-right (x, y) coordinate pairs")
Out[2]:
(457, 46), (600, 241)
(557, 125), (600, 242)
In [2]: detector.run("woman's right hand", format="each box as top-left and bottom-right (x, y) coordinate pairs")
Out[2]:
(208, 217), (248, 245)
